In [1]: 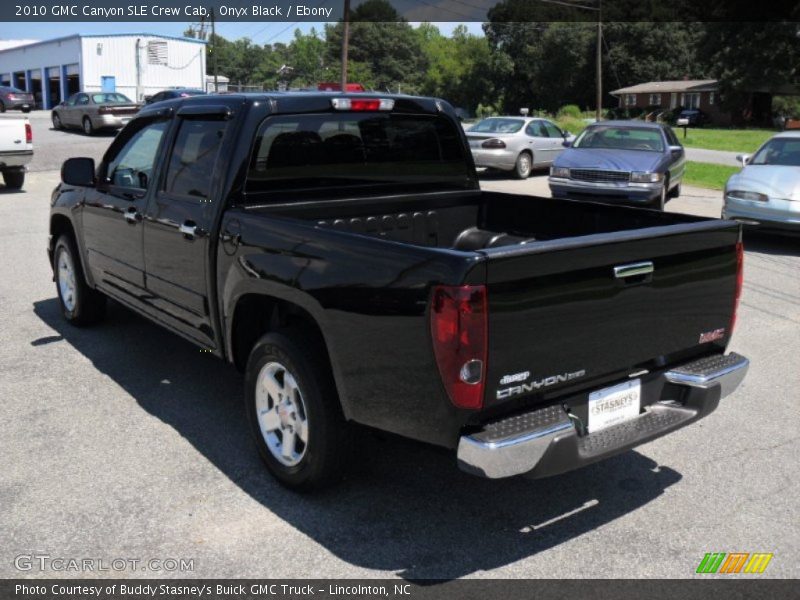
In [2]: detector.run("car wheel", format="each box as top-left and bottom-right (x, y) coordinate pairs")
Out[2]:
(245, 327), (351, 492)
(2, 170), (24, 189)
(653, 178), (668, 211)
(0, 101), (5, 113)
(514, 152), (532, 179)
(82, 117), (94, 136)
(21, 107), (31, 113)
(54, 234), (106, 326)
(52, 113), (62, 129)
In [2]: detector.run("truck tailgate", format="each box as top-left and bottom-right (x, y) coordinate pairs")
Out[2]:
(482, 221), (741, 406)
(0, 117), (29, 153)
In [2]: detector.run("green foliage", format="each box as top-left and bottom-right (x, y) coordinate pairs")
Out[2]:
(476, 103), (499, 119)
(679, 129), (774, 153)
(557, 105), (582, 119)
(683, 162), (741, 191)
(555, 116), (588, 135)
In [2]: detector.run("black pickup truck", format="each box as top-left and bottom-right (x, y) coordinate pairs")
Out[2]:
(49, 93), (749, 491)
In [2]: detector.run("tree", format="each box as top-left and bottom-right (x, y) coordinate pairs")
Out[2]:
(325, 0), (427, 93)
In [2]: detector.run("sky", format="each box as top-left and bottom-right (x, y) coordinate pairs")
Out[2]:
(0, 21), (484, 45)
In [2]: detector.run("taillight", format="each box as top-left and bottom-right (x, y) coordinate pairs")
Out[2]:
(7, 94), (16, 100)
(25, 123), (32, 144)
(98, 106), (109, 114)
(430, 285), (488, 410)
(481, 138), (506, 149)
(730, 241), (744, 334)
(331, 97), (394, 111)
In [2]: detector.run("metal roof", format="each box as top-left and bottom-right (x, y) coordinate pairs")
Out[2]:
(610, 80), (718, 96)
(0, 33), (206, 55)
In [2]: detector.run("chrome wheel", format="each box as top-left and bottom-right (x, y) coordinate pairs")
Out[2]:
(83, 118), (93, 135)
(255, 361), (309, 467)
(57, 248), (77, 312)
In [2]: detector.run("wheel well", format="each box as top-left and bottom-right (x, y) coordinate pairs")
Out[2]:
(50, 214), (76, 245)
(230, 295), (331, 375)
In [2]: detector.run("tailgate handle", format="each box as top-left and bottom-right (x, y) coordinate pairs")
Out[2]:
(614, 261), (654, 279)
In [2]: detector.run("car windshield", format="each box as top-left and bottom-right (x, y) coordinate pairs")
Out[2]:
(470, 118), (525, 134)
(92, 93), (132, 104)
(572, 126), (665, 152)
(750, 138), (800, 166)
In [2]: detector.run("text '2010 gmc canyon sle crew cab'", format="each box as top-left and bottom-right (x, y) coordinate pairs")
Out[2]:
(49, 93), (749, 491)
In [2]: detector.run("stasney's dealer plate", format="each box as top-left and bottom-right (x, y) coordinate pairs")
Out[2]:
(587, 379), (641, 433)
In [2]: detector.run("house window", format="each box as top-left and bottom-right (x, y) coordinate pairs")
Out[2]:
(649, 93), (661, 106)
(147, 41), (168, 65)
(709, 92), (715, 105)
(625, 94), (636, 107)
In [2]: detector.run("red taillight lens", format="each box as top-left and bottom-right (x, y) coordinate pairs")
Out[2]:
(481, 138), (506, 149)
(25, 123), (32, 143)
(730, 241), (744, 334)
(430, 285), (488, 410)
(7, 94), (16, 100)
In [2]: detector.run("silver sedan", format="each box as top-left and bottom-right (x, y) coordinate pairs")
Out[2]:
(466, 116), (575, 179)
(51, 92), (140, 135)
(723, 132), (800, 235)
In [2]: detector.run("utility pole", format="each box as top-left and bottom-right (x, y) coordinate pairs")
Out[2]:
(211, 7), (218, 93)
(340, 0), (350, 91)
(595, 0), (602, 121)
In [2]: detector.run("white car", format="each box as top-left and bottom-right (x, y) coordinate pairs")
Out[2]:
(723, 131), (800, 234)
(0, 115), (33, 189)
(466, 116), (575, 179)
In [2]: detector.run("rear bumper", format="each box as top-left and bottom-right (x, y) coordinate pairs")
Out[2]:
(457, 352), (749, 479)
(93, 114), (134, 129)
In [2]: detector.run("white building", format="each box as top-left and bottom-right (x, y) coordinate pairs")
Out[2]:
(0, 33), (206, 108)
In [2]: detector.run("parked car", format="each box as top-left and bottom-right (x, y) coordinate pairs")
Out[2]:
(0, 86), (34, 113)
(677, 108), (709, 127)
(0, 114), (33, 188)
(51, 92), (140, 135)
(549, 121), (685, 210)
(466, 116), (575, 179)
(50, 93), (747, 491)
(722, 131), (800, 234)
(144, 88), (207, 105)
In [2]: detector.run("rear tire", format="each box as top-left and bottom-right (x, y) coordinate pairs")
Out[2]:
(2, 170), (24, 189)
(245, 327), (351, 492)
(513, 152), (532, 179)
(54, 234), (106, 326)
(82, 117), (94, 136)
(21, 107), (31, 113)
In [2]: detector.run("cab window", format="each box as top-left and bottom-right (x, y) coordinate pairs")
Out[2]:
(163, 119), (228, 200)
(105, 121), (168, 190)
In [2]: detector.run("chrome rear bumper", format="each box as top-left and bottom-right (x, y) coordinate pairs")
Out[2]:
(457, 353), (749, 479)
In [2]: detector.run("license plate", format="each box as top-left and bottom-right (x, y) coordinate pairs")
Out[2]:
(587, 379), (641, 433)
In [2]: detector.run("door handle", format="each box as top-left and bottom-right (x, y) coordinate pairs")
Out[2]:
(123, 209), (140, 223)
(179, 221), (198, 239)
(614, 261), (654, 279)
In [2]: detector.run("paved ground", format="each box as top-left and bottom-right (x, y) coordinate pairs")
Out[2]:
(1, 145), (798, 579)
(25, 110), (116, 173)
(685, 147), (743, 167)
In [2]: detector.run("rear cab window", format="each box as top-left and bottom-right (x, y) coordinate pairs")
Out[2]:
(163, 118), (228, 201)
(245, 112), (472, 200)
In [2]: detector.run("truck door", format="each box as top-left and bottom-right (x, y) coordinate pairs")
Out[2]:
(81, 117), (169, 303)
(142, 107), (230, 348)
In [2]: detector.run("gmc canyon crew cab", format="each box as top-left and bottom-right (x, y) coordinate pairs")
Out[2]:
(49, 93), (749, 491)
(0, 115), (33, 189)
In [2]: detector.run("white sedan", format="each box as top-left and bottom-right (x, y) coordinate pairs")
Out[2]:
(723, 131), (800, 234)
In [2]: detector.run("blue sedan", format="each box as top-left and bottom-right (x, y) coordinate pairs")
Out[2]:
(548, 121), (685, 210)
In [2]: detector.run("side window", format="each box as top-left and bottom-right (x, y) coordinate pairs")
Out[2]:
(106, 121), (168, 190)
(666, 127), (681, 147)
(66, 94), (79, 106)
(526, 121), (548, 137)
(164, 119), (227, 200)
(76, 94), (90, 106)
(543, 121), (563, 138)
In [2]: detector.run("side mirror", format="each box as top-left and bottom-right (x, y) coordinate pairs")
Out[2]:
(61, 157), (96, 187)
(736, 154), (750, 167)
(669, 145), (684, 156)
(562, 139), (572, 148)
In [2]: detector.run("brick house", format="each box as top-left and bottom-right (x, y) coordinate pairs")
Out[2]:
(610, 80), (730, 123)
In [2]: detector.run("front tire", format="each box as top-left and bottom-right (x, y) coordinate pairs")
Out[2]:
(245, 328), (351, 492)
(54, 234), (106, 325)
(82, 117), (94, 136)
(652, 178), (668, 211)
(52, 113), (62, 129)
(513, 152), (533, 179)
(2, 170), (24, 189)
(669, 182), (681, 199)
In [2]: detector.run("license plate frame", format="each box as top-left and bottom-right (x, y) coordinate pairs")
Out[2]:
(587, 379), (641, 433)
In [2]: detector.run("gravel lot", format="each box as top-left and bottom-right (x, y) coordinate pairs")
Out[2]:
(0, 123), (798, 580)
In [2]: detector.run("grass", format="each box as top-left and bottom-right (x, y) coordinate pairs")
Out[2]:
(683, 161), (741, 190)
(676, 128), (773, 153)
